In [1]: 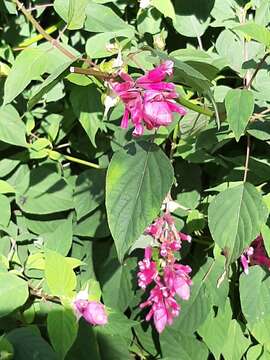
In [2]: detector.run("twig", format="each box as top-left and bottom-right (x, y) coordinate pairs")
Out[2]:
(28, 284), (61, 304)
(13, 0), (77, 60)
(243, 135), (251, 182)
(246, 52), (270, 89)
(12, 0), (101, 71)
(27, 3), (54, 12)
(70, 66), (110, 79)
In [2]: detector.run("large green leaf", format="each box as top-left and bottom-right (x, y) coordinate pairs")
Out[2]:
(225, 89), (254, 141)
(198, 301), (232, 359)
(160, 329), (209, 360)
(208, 183), (267, 264)
(45, 250), (76, 297)
(0, 105), (27, 147)
(15, 164), (74, 214)
(0, 273), (28, 317)
(47, 307), (78, 360)
(240, 266), (270, 326)
(7, 328), (57, 360)
(106, 141), (173, 261)
(171, 259), (213, 334)
(70, 84), (103, 147)
(221, 320), (250, 360)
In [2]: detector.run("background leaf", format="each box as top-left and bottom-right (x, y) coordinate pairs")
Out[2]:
(106, 141), (173, 261)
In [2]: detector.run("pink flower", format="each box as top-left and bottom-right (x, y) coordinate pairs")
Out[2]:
(164, 264), (192, 301)
(73, 291), (108, 326)
(137, 247), (158, 289)
(240, 235), (270, 274)
(111, 61), (186, 136)
(82, 302), (108, 325)
(140, 282), (180, 333)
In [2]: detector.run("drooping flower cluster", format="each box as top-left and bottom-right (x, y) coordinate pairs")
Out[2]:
(138, 212), (192, 333)
(110, 60), (186, 136)
(240, 235), (270, 274)
(73, 290), (108, 326)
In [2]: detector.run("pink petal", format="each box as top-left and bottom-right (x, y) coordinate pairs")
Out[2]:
(83, 302), (108, 325)
(153, 307), (168, 333)
(174, 278), (190, 300)
(143, 100), (172, 126)
(241, 254), (249, 274)
(132, 123), (144, 137)
(167, 101), (187, 116)
(139, 82), (175, 92)
(121, 108), (129, 128)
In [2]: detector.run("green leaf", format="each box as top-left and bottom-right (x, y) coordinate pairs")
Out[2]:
(172, 259), (213, 333)
(74, 169), (106, 220)
(100, 248), (134, 311)
(248, 121), (270, 140)
(0, 194), (11, 227)
(198, 301), (232, 359)
(0, 273), (28, 317)
(240, 266), (270, 327)
(208, 183), (267, 264)
(0, 180), (15, 194)
(74, 205), (110, 238)
(54, 0), (88, 29)
(43, 216), (73, 256)
(221, 320), (250, 360)
(225, 89), (254, 141)
(152, 0), (175, 20)
(160, 329), (209, 360)
(70, 84), (103, 147)
(173, 0), (213, 37)
(84, 3), (134, 37)
(235, 22), (270, 47)
(47, 307), (78, 360)
(106, 141), (173, 261)
(45, 250), (76, 297)
(0, 337), (14, 360)
(7, 328), (57, 360)
(28, 60), (74, 110)
(4, 44), (74, 104)
(15, 164), (74, 214)
(0, 105), (27, 147)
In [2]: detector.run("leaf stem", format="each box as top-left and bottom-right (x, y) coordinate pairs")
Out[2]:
(177, 97), (214, 117)
(243, 135), (251, 182)
(246, 52), (270, 89)
(63, 154), (102, 169)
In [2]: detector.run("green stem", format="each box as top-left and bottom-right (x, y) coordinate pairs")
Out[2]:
(63, 154), (101, 169)
(178, 97), (214, 117)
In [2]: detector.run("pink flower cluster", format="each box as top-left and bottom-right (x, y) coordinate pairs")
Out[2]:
(241, 235), (270, 274)
(138, 213), (192, 333)
(111, 61), (186, 136)
(73, 291), (108, 326)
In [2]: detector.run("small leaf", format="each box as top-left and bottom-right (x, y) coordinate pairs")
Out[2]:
(0, 273), (28, 317)
(70, 84), (103, 147)
(0, 105), (27, 147)
(28, 60), (74, 110)
(45, 250), (76, 297)
(106, 141), (173, 261)
(208, 183), (267, 264)
(15, 164), (74, 214)
(235, 22), (270, 47)
(225, 89), (254, 141)
(0, 194), (11, 227)
(152, 0), (175, 20)
(54, 0), (88, 29)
